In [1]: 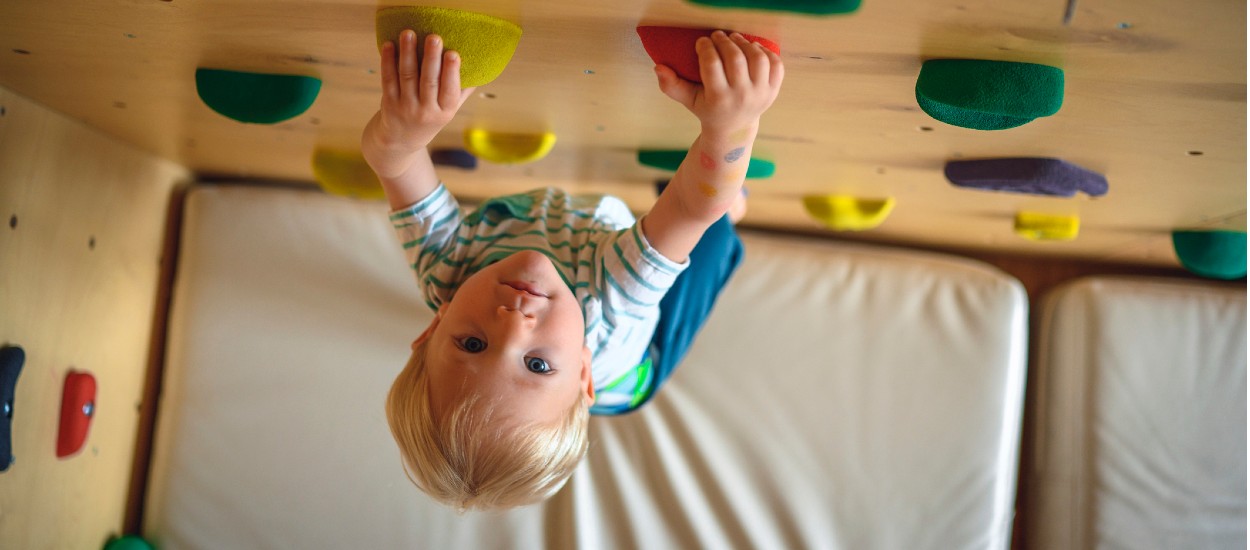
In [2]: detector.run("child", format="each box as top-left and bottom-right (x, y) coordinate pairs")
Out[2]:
(366, 29), (783, 511)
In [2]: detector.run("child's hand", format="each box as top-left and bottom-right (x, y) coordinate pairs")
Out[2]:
(654, 31), (784, 134)
(363, 31), (475, 179)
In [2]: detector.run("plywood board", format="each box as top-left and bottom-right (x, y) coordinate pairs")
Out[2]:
(0, 86), (189, 549)
(0, 0), (1243, 267)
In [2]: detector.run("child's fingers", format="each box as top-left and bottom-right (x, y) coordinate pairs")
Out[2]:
(419, 34), (444, 104)
(695, 36), (728, 90)
(766, 48), (785, 89)
(712, 31), (749, 86)
(379, 40), (400, 102)
(437, 49), (464, 108)
(655, 64), (698, 108)
(742, 40), (771, 86)
(397, 30), (420, 102)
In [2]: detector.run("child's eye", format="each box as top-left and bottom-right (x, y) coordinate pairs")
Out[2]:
(460, 336), (486, 353)
(525, 356), (551, 374)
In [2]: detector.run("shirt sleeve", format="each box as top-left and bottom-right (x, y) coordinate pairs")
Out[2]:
(593, 221), (689, 327)
(389, 184), (463, 310)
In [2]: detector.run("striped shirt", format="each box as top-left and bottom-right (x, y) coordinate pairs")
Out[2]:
(390, 184), (688, 390)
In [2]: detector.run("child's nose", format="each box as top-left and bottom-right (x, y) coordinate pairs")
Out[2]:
(496, 305), (537, 329)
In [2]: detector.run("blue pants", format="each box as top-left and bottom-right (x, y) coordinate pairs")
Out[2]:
(592, 216), (744, 415)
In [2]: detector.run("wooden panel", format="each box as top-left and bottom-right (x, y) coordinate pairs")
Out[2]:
(0, 0), (1243, 267)
(0, 86), (189, 548)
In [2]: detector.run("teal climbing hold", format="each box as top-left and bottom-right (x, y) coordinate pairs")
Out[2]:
(1172, 229), (1247, 280)
(103, 535), (155, 550)
(637, 149), (776, 179)
(685, 0), (861, 15)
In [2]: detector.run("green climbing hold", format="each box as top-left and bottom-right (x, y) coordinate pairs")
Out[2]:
(195, 68), (321, 124)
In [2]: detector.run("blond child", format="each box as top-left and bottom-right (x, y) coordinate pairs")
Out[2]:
(364, 28), (783, 511)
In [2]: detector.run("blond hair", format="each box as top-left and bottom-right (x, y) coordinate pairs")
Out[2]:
(385, 335), (590, 512)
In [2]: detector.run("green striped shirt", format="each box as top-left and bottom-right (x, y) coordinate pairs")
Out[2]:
(391, 185), (687, 389)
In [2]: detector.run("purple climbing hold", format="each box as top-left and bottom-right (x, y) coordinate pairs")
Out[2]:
(944, 157), (1108, 198)
(430, 148), (478, 170)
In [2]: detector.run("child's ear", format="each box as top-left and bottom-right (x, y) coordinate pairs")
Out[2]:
(579, 346), (595, 405)
(412, 308), (445, 350)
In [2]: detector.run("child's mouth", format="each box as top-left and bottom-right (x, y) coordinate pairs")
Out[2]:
(501, 281), (548, 298)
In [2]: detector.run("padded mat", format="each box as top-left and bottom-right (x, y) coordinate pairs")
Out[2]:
(1025, 277), (1246, 549)
(145, 185), (1028, 549)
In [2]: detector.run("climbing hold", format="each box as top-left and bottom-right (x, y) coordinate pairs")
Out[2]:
(1014, 211), (1079, 241)
(430, 148), (478, 170)
(944, 158), (1107, 197)
(638, 150), (687, 172)
(313, 147), (476, 199)
(311, 148), (385, 200)
(464, 128), (555, 164)
(103, 536), (156, 550)
(802, 195), (895, 231)
(637, 26), (781, 83)
(1172, 229), (1247, 280)
(57, 370), (96, 459)
(1, 345), (23, 472)
(637, 149), (776, 179)
(195, 68), (321, 124)
(684, 0), (861, 14)
(376, 6), (522, 88)
(916, 59), (1064, 130)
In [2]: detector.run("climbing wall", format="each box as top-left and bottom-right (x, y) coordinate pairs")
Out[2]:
(0, 1), (1244, 546)
(0, 87), (189, 548)
(0, 0), (1243, 269)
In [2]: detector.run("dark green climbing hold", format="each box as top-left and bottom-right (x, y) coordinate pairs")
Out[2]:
(915, 59), (1064, 130)
(195, 68), (321, 124)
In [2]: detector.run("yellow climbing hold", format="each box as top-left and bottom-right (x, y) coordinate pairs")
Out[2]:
(463, 128), (556, 164)
(311, 148), (385, 200)
(375, 6), (522, 88)
(802, 195), (895, 231)
(1014, 211), (1079, 241)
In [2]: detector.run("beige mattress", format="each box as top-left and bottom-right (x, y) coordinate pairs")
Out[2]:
(1025, 277), (1247, 549)
(145, 185), (1028, 549)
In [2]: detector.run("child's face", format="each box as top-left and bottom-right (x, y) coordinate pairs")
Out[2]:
(422, 250), (595, 425)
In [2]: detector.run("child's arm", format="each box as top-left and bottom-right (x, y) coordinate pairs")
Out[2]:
(640, 31), (784, 262)
(361, 31), (476, 211)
